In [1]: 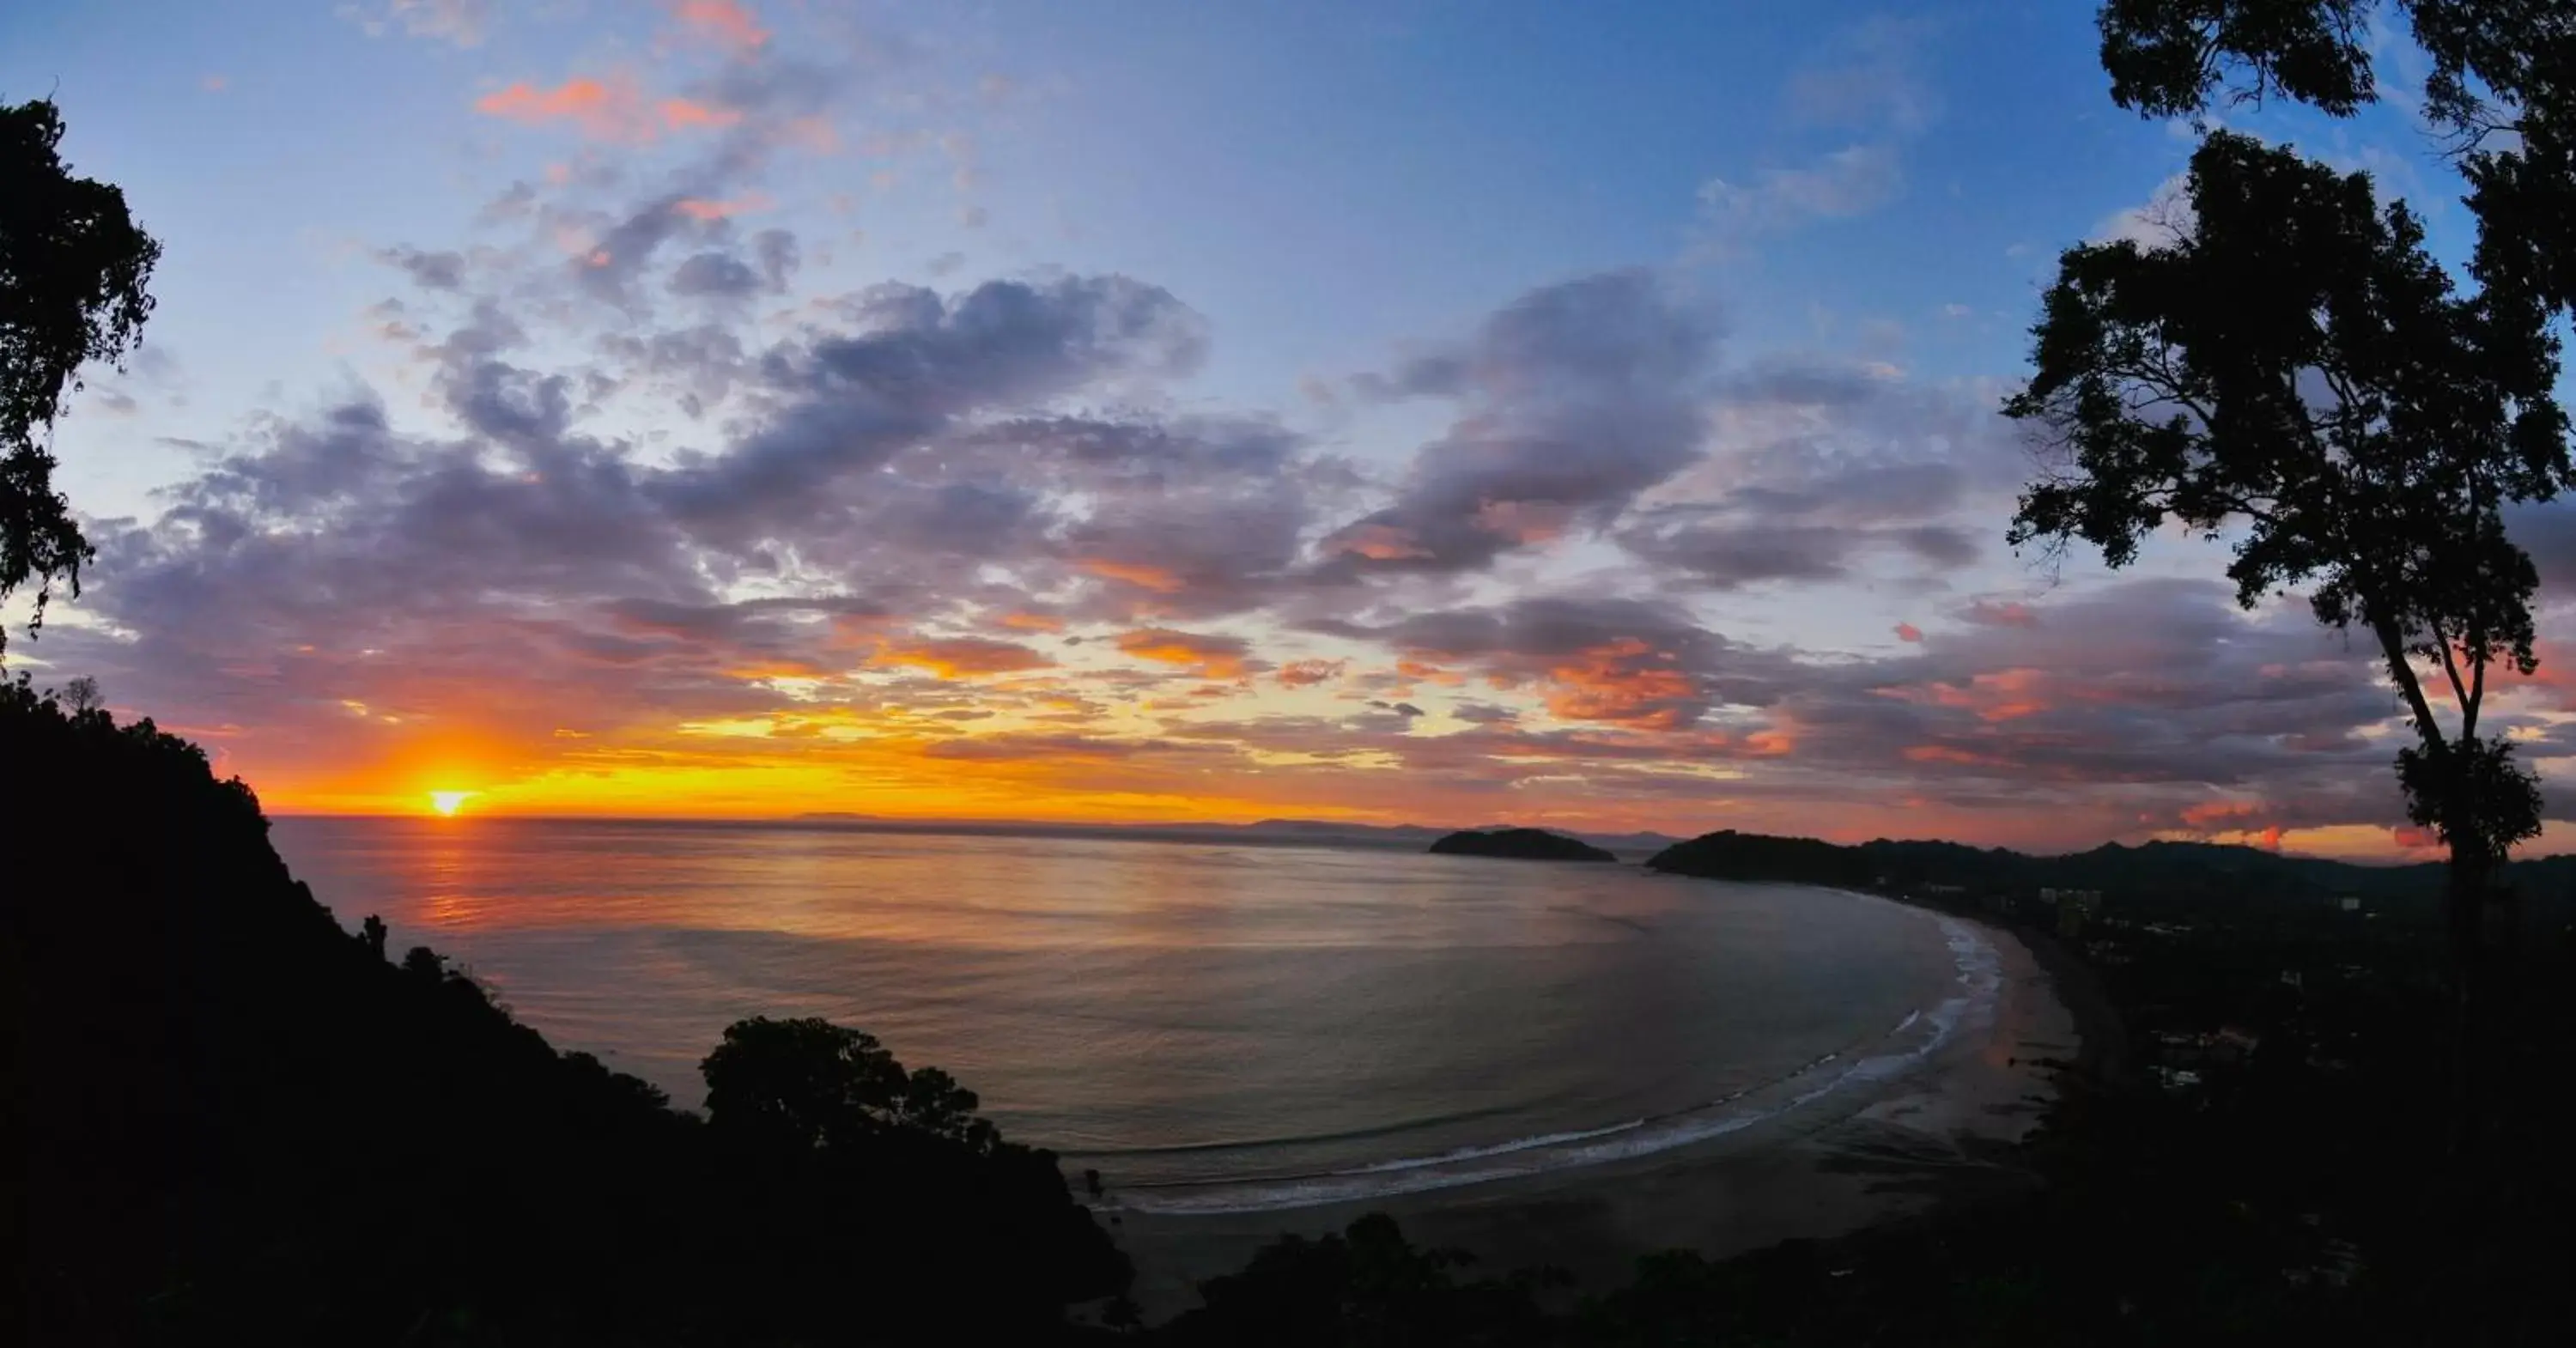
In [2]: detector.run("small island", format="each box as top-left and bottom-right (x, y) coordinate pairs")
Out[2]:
(1427, 828), (1617, 862)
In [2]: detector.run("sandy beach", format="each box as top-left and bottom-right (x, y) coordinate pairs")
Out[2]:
(1105, 914), (2087, 1321)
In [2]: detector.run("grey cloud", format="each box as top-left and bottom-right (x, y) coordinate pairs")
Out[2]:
(379, 246), (469, 291)
(755, 229), (799, 291)
(1763, 579), (2412, 820)
(1315, 270), (1719, 575)
(651, 276), (1208, 535)
(577, 194), (718, 307)
(1616, 358), (2014, 591)
(670, 252), (764, 299)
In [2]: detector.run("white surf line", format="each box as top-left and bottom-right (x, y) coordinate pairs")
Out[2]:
(1104, 900), (2005, 1216)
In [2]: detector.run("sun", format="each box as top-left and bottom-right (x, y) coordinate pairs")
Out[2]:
(428, 790), (477, 817)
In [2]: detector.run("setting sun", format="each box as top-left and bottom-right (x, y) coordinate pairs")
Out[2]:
(428, 791), (477, 817)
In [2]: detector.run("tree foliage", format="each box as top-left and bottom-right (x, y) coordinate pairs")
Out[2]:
(703, 1015), (1002, 1155)
(2, 678), (1126, 1344)
(2008, 132), (2567, 877)
(0, 98), (159, 642)
(2094, 3), (2576, 318)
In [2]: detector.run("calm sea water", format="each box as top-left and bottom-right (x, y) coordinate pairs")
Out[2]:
(271, 817), (1980, 1211)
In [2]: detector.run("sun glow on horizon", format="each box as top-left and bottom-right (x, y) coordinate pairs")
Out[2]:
(428, 790), (478, 817)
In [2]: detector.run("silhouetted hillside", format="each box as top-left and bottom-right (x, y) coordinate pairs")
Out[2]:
(1428, 828), (1616, 862)
(1, 677), (1125, 1346)
(1645, 829), (2576, 926)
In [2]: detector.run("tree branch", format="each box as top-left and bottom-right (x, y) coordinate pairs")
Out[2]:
(2438, 629), (2474, 730)
(2374, 615), (2451, 754)
(2465, 624), (2488, 744)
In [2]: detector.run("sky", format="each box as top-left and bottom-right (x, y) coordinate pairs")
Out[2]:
(10, 0), (2576, 856)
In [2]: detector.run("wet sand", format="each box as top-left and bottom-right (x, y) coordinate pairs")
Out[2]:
(1104, 917), (2085, 1321)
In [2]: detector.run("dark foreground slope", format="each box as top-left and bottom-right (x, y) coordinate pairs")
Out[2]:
(1428, 828), (1616, 862)
(0, 679), (1124, 1346)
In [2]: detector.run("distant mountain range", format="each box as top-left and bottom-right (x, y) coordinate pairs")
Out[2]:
(789, 813), (1682, 857)
(776, 813), (2576, 896)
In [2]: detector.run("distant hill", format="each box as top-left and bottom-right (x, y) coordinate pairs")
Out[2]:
(1643, 829), (2576, 925)
(789, 813), (1679, 856)
(1428, 828), (1617, 862)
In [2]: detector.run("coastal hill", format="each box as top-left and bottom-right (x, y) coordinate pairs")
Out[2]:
(1, 682), (1123, 1343)
(1643, 828), (2576, 919)
(1428, 827), (1617, 862)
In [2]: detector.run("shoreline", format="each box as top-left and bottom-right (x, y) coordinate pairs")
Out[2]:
(1105, 904), (2099, 1321)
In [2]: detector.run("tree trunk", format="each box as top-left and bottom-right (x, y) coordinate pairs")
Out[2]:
(2444, 838), (2491, 1157)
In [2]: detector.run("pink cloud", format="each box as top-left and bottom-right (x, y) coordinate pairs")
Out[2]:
(659, 97), (742, 131)
(1277, 659), (1347, 689)
(673, 0), (769, 53)
(474, 75), (738, 142)
(1894, 622), (1923, 642)
(1962, 599), (2039, 628)
(673, 191), (775, 221)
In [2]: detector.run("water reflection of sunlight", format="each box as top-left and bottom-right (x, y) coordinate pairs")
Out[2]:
(420, 818), (480, 929)
(296, 821), (1692, 952)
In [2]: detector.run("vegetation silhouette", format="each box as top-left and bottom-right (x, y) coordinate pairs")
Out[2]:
(1, 97), (159, 649)
(1426, 828), (1616, 862)
(11, 33), (2576, 1347)
(2008, 32), (2574, 1149)
(2, 679), (1127, 1345)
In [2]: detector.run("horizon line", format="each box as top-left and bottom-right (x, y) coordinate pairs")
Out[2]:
(258, 810), (2483, 866)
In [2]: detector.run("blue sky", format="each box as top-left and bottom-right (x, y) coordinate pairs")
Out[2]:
(10, 0), (2192, 505)
(2, 0), (2549, 854)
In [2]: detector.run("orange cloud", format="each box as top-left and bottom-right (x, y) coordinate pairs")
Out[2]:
(1395, 659), (1467, 687)
(1081, 559), (1187, 592)
(997, 611), (1065, 634)
(1116, 628), (1251, 679)
(1743, 728), (1796, 756)
(1881, 668), (2050, 722)
(1540, 639), (1698, 730)
(673, 0), (769, 52)
(1904, 744), (2004, 767)
(872, 636), (1054, 677)
(722, 659), (830, 680)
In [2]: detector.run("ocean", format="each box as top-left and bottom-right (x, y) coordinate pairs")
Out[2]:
(271, 817), (1990, 1212)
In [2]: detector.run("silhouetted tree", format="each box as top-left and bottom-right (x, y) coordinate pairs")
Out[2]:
(2005, 130), (2571, 1140)
(2096, 4), (2576, 329)
(1, 98), (159, 647)
(701, 1014), (999, 1153)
